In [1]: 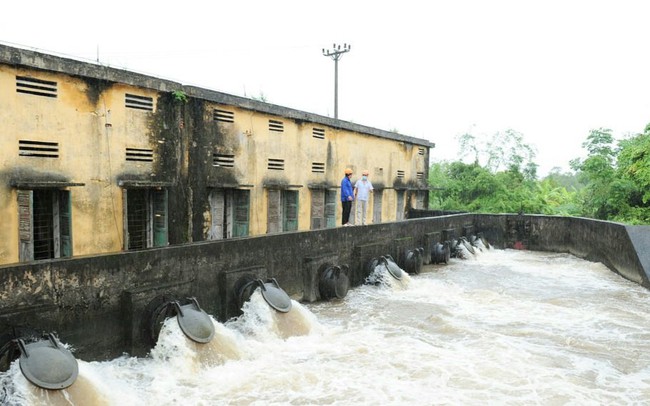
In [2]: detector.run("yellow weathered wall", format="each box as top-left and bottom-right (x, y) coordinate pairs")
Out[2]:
(206, 102), (428, 235)
(0, 66), (163, 264)
(0, 57), (429, 265)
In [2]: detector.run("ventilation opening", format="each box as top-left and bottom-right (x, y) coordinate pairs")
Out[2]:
(125, 94), (154, 111)
(418, 147), (425, 155)
(268, 158), (285, 171)
(19, 140), (59, 158)
(126, 148), (154, 162)
(213, 153), (235, 168)
(269, 119), (284, 133)
(214, 109), (235, 123)
(417, 172), (424, 180)
(16, 76), (57, 98)
(311, 162), (325, 173)
(312, 128), (325, 139)
(397, 170), (405, 179)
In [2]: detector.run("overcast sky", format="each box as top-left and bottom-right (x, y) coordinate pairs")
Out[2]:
(2, 0), (649, 176)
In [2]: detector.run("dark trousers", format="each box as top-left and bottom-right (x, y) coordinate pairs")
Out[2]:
(342, 201), (352, 225)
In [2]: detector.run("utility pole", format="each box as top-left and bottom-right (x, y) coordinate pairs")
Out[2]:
(322, 43), (351, 119)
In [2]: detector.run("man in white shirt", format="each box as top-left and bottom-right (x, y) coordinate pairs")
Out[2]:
(354, 170), (374, 225)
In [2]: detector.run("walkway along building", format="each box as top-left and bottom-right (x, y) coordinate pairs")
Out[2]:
(0, 44), (434, 266)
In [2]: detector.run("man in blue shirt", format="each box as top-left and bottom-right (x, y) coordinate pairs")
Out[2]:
(341, 168), (355, 226)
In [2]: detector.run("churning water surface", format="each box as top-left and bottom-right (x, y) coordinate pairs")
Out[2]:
(2, 249), (650, 405)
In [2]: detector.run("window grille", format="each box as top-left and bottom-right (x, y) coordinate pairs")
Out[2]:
(32, 190), (54, 260)
(126, 189), (148, 250)
(18, 189), (72, 261)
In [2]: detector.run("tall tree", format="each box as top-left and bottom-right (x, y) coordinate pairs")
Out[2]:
(570, 128), (617, 219)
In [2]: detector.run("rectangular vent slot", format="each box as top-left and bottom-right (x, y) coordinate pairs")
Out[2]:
(269, 119), (284, 132)
(417, 172), (424, 180)
(397, 170), (405, 179)
(16, 76), (57, 98)
(126, 148), (154, 162)
(214, 109), (235, 123)
(312, 128), (325, 139)
(312, 162), (325, 173)
(213, 153), (235, 168)
(125, 93), (154, 111)
(418, 147), (425, 155)
(19, 140), (59, 158)
(268, 158), (285, 171)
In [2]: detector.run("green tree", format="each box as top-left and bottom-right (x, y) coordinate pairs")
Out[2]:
(456, 128), (538, 180)
(570, 128), (618, 219)
(611, 125), (650, 223)
(431, 128), (578, 216)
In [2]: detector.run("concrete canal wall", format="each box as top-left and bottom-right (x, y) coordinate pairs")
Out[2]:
(1, 213), (649, 361)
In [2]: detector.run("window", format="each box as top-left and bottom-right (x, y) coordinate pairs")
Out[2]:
(397, 170), (405, 179)
(123, 188), (168, 250)
(267, 189), (299, 233)
(18, 189), (72, 261)
(417, 172), (424, 180)
(418, 147), (425, 155)
(208, 189), (250, 239)
(310, 189), (336, 230)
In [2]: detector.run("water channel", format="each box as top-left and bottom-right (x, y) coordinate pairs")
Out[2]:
(2, 248), (650, 405)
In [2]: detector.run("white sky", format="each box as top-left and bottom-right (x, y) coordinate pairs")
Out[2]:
(2, 0), (649, 176)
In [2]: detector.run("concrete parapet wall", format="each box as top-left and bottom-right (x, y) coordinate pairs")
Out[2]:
(474, 214), (650, 287)
(1, 213), (649, 360)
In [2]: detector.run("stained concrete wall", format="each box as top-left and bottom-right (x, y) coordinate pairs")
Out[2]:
(1, 213), (649, 361)
(473, 214), (650, 287)
(0, 43), (433, 266)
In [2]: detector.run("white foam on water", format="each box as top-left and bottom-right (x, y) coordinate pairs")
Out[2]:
(365, 262), (412, 290)
(2, 248), (650, 405)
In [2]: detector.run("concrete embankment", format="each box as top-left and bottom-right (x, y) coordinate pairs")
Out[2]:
(1, 213), (648, 361)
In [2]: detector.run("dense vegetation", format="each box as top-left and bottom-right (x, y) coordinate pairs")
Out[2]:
(428, 124), (650, 225)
